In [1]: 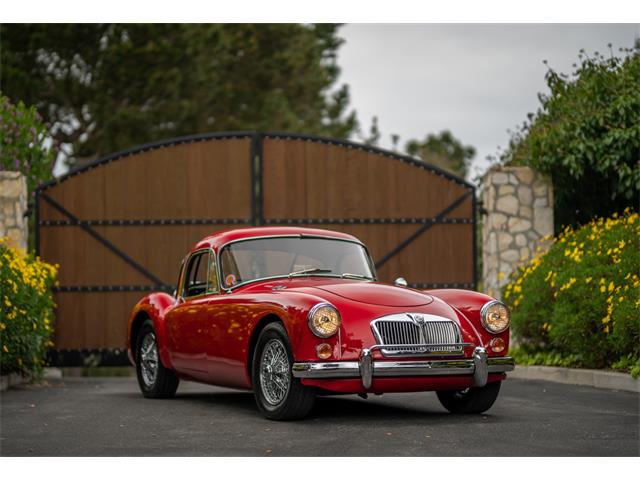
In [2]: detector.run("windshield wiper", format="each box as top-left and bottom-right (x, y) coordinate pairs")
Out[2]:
(289, 267), (333, 278)
(341, 273), (373, 280)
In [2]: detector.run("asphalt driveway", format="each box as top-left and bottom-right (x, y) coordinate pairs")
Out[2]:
(1, 375), (638, 456)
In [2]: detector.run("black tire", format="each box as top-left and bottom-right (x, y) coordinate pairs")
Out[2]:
(135, 319), (179, 399)
(252, 322), (315, 420)
(436, 381), (502, 414)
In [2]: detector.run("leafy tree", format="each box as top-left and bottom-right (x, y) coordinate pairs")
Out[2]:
(405, 130), (475, 178)
(360, 116), (381, 146)
(0, 24), (358, 167)
(498, 43), (640, 230)
(0, 95), (55, 194)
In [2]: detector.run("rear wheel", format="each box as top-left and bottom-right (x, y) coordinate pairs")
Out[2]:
(135, 320), (179, 398)
(252, 322), (315, 420)
(436, 381), (501, 414)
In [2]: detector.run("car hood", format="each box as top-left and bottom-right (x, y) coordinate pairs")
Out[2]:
(308, 282), (434, 307)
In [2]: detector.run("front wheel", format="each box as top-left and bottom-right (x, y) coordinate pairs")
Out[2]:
(135, 320), (179, 398)
(252, 322), (315, 420)
(436, 381), (501, 414)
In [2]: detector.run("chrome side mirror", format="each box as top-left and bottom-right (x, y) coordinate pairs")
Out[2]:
(394, 277), (408, 287)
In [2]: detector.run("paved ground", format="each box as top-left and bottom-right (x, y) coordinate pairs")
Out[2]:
(1, 376), (638, 456)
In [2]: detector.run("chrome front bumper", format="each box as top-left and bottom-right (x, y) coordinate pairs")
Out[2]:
(292, 346), (515, 390)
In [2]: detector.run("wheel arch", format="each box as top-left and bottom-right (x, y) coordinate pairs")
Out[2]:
(130, 311), (151, 360)
(246, 313), (285, 383)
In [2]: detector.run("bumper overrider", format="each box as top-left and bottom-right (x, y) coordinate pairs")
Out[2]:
(292, 346), (515, 390)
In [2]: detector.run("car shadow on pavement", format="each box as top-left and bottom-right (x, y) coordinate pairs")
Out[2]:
(164, 389), (499, 423)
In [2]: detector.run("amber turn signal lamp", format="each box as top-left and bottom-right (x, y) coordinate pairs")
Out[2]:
(316, 343), (333, 359)
(490, 337), (505, 353)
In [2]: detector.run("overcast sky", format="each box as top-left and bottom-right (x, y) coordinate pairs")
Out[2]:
(337, 24), (639, 181)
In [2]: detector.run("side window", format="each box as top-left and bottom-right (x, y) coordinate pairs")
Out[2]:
(182, 251), (209, 298)
(208, 253), (220, 293)
(175, 259), (186, 297)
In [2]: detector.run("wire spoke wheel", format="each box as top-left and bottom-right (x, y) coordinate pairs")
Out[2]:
(140, 332), (159, 387)
(259, 338), (291, 406)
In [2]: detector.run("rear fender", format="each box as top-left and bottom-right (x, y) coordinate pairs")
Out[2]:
(127, 292), (176, 369)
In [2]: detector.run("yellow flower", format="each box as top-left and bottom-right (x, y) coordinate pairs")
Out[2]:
(585, 277), (592, 283)
(2, 345), (8, 353)
(608, 281), (614, 292)
(600, 285), (606, 293)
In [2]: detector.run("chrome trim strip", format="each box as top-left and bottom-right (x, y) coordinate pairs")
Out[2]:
(291, 361), (361, 378)
(292, 356), (515, 380)
(487, 357), (516, 372)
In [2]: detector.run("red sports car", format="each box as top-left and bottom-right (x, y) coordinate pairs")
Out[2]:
(127, 227), (514, 420)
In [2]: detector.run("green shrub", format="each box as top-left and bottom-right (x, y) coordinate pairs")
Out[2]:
(0, 95), (56, 194)
(0, 237), (58, 377)
(503, 209), (640, 374)
(498, 44), (640, 230)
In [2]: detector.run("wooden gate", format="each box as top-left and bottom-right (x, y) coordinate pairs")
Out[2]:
(36, 132), (476, 365)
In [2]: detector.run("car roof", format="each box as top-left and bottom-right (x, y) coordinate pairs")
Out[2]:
(192, 226), (362, 252)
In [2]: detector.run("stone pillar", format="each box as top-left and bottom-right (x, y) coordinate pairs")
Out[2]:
(0, 171), (29, 251)
(481, 166), (553, 299)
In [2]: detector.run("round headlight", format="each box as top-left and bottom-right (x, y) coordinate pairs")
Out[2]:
(480, 300), (510, 333)
(308, 303), (341, 338)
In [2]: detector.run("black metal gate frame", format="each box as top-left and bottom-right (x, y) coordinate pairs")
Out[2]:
(36, 131), (477, 367)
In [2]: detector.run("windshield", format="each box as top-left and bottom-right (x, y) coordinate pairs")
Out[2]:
(219, 237), (375, 288)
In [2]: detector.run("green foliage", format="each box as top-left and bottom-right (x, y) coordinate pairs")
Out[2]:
(503, 210), (640, 374)
(0, 238), (58, 377)
(0, 95), (55, 193)
(1, 24), (358, 167)
(498, 44), (640, 229)
(510, 347), (584, 368)
(406, 130), (475, 178)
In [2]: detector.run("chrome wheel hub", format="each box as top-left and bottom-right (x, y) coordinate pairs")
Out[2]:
(140, 332), (159, 387)
(259, 339), (290, 406)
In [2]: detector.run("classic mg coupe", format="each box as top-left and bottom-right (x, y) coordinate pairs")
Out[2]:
(127, 227), (514, 420)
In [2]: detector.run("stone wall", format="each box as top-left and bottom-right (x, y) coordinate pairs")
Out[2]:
(482, 166), (553, 299)
(0, 171), (28, 250)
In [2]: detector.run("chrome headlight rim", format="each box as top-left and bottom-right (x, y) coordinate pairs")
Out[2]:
(480, 300), (510, 334)
(307, 302), (341, 338)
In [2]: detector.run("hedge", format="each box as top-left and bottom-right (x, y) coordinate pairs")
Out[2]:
(0, 237), (58, 377)
(503, 209), (640, 377)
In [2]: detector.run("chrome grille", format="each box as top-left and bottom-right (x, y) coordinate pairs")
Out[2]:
(371, 314), (463, 356)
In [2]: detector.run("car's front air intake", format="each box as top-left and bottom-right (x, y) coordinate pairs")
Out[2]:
(371, 313), (464, 356)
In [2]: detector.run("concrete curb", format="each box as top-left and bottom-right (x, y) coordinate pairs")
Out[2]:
(0, 373), (27, 392)
(510, 365), (640, 393)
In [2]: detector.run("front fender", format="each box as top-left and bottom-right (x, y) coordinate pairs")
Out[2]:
(127, 292), (176, 369)
(425, 289), (510, 355)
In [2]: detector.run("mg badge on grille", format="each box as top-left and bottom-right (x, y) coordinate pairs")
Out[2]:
(409, 314), (425, 325)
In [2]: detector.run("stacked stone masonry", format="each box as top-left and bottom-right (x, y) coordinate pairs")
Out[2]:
(0, 171), (28, 251)
(482, 166), (553, 299)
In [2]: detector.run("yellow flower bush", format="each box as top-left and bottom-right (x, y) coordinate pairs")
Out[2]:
(503, 209), (640, 376)
(1, 237), (58, 376)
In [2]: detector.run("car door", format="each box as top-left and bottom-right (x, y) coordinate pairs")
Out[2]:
(165, 249), (214, 381)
